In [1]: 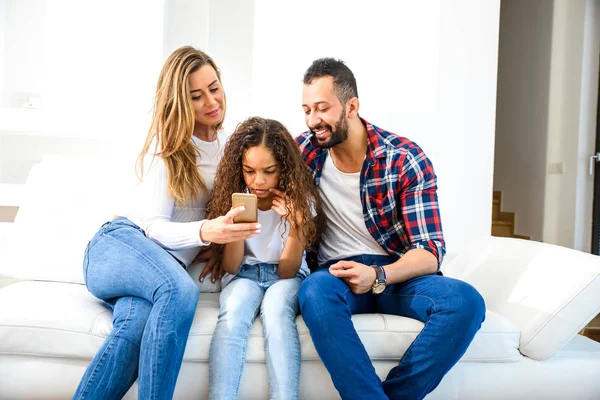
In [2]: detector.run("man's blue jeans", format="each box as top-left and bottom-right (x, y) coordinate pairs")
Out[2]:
(73, 218), (199, 400)
(299, 254), (486, 400)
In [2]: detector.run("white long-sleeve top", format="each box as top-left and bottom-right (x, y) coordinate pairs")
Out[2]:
(125, 131), (228, 266)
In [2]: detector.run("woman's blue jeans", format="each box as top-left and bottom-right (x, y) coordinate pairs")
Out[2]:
(299, 254), (486, 400)
(73, 218), (199, 400)
(209, 263), (304, 400)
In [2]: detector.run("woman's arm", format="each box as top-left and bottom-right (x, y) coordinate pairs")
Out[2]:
(136, 155), (207, 250)
(136, 156), (259, 250)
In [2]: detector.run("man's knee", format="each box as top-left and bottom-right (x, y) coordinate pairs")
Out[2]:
(299, 271), (341, 315)
(450, 280), (486, 327)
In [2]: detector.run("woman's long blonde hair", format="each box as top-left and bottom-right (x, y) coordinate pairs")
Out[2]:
(136, 46), (225, 205)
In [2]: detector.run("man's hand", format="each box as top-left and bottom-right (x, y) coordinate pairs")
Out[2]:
(194, 246), (223, 283)
(329, 261), (377, 294)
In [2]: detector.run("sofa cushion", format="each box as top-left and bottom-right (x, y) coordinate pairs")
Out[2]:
(444, 236), (600, 361)
(0, 281), (521, 364)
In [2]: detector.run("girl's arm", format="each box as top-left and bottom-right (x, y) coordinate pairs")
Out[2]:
(278, 223), (306, 279)
(221, 239), (245, 275)
(271, 188), (306, 279)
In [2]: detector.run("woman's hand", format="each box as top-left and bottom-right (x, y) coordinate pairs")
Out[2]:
(194, 246), (223, 283)
(200, 206), (261, 244)
(270, 188), (302, 224)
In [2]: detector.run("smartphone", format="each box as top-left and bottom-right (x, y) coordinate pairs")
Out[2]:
(231, 193), (258, 223)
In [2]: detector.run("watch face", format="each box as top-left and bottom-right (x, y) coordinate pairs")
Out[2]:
(372, 283), (385, 294)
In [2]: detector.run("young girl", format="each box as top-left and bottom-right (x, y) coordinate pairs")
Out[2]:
(207, 117), (322, 400)
(73, 47), (260, 400)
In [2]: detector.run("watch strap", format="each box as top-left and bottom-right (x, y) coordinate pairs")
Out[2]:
(374, 265), (386, 283)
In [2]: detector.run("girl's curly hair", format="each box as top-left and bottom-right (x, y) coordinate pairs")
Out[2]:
(207, 116), (323, 251)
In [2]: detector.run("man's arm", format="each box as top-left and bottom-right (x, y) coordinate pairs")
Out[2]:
(330, 145), (444, 293)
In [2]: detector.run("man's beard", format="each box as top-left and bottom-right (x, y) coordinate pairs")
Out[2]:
(311, 110), (349, 149)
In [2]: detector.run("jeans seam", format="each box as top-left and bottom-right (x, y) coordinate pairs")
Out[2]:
(75, 297), (135, 399)
(101, 234), (178, 399)
(383, 293), (437, 381)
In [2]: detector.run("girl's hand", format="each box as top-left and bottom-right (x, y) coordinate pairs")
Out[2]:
(200, 206), (261, 244)
(270, 188), (302, 223)
(194, 246), (223, 283)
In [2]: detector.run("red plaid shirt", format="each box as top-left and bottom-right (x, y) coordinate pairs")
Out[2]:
(296, 118), (445, 268)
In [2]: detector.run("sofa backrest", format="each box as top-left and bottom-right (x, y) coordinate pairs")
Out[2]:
(444, 236), (600, 361)
(0, 156), (134, 284)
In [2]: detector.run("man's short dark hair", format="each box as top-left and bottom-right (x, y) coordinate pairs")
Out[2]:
(303, 58), (358, 104)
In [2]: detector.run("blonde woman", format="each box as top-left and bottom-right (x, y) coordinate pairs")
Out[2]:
(73, 46), (260, 400)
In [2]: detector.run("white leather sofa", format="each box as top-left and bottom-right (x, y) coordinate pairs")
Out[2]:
(1, 156), (600, 399)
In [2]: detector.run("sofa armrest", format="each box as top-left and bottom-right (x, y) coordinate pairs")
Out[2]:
(444, 235), (600, 361)
(0, 276), (18, 289)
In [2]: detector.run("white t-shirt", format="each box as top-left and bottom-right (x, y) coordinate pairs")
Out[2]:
(221, 208), (310, 287)
(318, 152), (387, 265)
(125, 131), (228, 266)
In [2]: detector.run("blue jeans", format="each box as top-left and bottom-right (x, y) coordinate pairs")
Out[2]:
(73, 218), (199, 400)
(299, 254), (486, 400)
(209, 263), (304, 400)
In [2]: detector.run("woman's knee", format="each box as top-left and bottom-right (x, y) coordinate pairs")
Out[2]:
(156, 275), (199, 318)
(111, 297), (153, 346)
(178, 278), (200, 313)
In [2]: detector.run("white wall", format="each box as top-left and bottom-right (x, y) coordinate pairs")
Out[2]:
(493, 0), (554, 241)
(42, 0), (164, 142)
(244, 0), (501, 256)
(1, 0), (45, 107)
(544, 0), (588, 248)
(1, 0), (503, 258)
(163, 0), (209, 56)
(0, 0), (166, 186)
(574, 0), (600, 252)
(494, 0), (599, 251)
(0, 1), (5, 103)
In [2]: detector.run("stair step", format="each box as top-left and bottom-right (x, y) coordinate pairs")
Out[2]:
(492, 220), (512, 226)
(513, 234), (531, 240)
(492, 223), (514, 237)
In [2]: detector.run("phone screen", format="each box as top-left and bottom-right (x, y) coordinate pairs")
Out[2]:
(231, 193), (258, 223)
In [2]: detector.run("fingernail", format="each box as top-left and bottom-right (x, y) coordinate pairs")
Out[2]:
(255, 229), (261, 233)
(256, 224), (261, 229)
(200, 277), (204, 282)
(239, 206), (245, 211)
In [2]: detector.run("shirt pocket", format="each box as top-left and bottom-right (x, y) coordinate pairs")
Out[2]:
(371, 194), (397, 230)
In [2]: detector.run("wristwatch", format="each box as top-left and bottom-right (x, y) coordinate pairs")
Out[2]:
(371, 266), (387, 294)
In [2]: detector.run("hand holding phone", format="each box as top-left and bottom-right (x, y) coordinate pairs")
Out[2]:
(231, 193), (258, 223)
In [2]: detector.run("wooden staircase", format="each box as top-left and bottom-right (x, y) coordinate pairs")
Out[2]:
(492, 191), (530, 240)
(582, 313), (600, 343)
